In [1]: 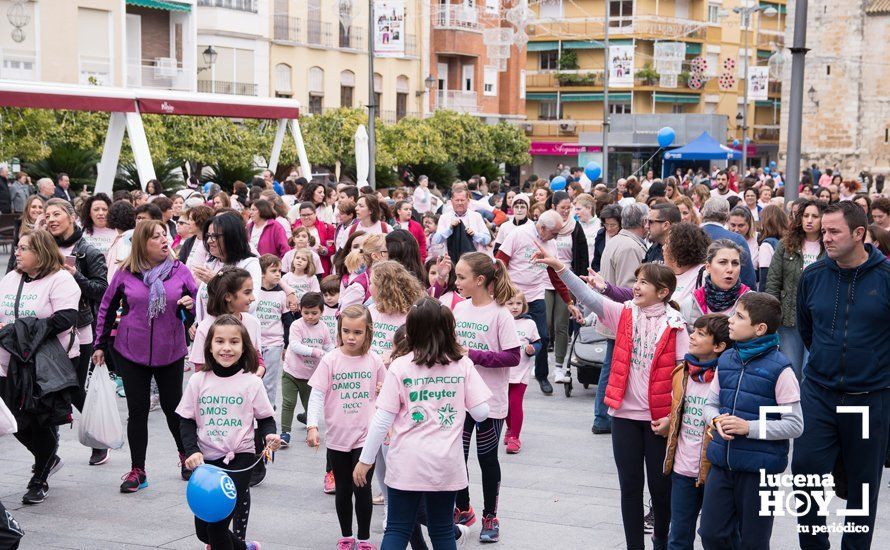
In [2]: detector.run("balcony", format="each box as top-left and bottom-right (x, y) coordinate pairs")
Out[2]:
(307, 20), (333, 48)
(435, 90), (478, 113)
(197, 0), (257, 13)
(516, 119), (604, 138)
(753, 124), (780, 142)
(433, 4), (481, 31)
(339, 27), (365, 50)
(79, 55), (112, 86)
(197, 79), (258, 96)
(127, 58), (190, 91)
(526, 70), (605, 89)
(273, 15), (301, 43)
(529, 15), (707, 41)
(0, 49), (37, 81)
(756, 29), (785, 50)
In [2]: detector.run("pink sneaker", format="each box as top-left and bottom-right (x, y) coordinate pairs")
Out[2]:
(324, 470), (336, 494)
(337, 537), (356, 550)
(506, 437), (522, 454)
(356, 542), (377, 550)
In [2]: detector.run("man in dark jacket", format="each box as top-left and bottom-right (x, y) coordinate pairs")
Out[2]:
(0, 165), (12, 214)
(53, 173), (74, 203)
(699, 197), (756, 288)
(643, 203), (680, 264)
(793, 201), (890, 549)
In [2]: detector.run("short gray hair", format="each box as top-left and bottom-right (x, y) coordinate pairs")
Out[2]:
(537, 209), (563, 231)
(621, 202), (648, 229)
(37, 177), (54, 193)
(701, 197), (730, 223)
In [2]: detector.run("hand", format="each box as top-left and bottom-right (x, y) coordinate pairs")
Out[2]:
(287, 294), (299, 312)
(450, 218), (461, 228)
(312, 349), (324, 359)
(567, 304), (584, 324)
(375, 381), (382, 395)
(256, 365), (266, 378)
(192, 265), (215, 284)
(177, 296), (194, 310)
(188, 325), (197, 339)
(719, 415), (750, 437)
(265, 433), (282, 452)
(306, 427), (320, 448)
(585, 269), (607, 293)
(62, 264), (76, 275)
(184, 452), (204, 470)
(465, 227), (475, 237)
(524, 344), (536, 356)
(713, 414), (733, 441)
(91, 349), (105, 366)
(530, 241), (564, 271)
(353, 461), (373, 487)
(435, 255), (452, 284)
(651, 417), (670, 437)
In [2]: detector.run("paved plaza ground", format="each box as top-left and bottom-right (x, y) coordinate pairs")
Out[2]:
(3, 367), (889, 550)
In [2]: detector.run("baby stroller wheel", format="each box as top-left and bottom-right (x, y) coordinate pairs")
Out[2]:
(564, 377), (573, 397)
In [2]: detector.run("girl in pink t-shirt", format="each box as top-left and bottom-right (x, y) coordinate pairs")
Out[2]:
(451, 252), (521, 542)
(425, 256), (465, 310)
(177, 315), (280, 550)
(339, 234), (386, 310)
(281, 248), (320, 303)
(354, 297), (492, 548)
(306, 305), (386, 550)
(368, 261), (426, 366)
(504, 292), (541, 454)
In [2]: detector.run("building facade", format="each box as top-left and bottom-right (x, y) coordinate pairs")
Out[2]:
(196, 0), (269, 97)
(779, 0), (890, 176)
(522, 0), (786, 178)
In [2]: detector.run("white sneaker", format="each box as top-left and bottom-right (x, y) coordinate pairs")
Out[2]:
(149, 394), (160, 412)
(553, 366), (566, 384)
(562, 366), (572, 383)
(456, 524), (470, 547)
(381, 502), (388, 531)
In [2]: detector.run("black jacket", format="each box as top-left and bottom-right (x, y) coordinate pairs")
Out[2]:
(644, 242), (664, 264)
(0, 176), (11, 214)
(68, 238), (109, 332)
(568, 222), (590, 276)
(591, 228), (607, 272)
(446, 221), (476, 265)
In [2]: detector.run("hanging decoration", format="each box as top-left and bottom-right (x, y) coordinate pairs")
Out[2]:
(7, 0), (29, 43)
(718, 58), (736, 91)
(687, 56), (708, 90)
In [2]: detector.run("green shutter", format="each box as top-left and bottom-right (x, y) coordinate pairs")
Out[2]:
(653, 93), (701, 104)
(126, 0), (191, 11)
(757, 49), (773, 59)
(526, 92), (558, 101)
(755, 99), (781, 108)
(528, 41), (559, 52)
(685, 43), (702, 55)
(564, 40), (605, 50)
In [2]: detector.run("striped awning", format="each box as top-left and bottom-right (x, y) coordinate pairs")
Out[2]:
(563, 40), (604, 50)
(560, 92), (632, 102)
(126, 0), (191, 11)
(866, 0), (890, 13)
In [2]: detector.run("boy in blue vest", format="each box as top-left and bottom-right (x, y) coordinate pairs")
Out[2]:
(698, 292), (804, 549)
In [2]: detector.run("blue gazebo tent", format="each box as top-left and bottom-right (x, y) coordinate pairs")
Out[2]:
(661, 131), (741, 178)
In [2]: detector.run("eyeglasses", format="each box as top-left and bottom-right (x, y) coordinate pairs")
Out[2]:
(205, 233), (223, 242)
(645, 219), (666, 226)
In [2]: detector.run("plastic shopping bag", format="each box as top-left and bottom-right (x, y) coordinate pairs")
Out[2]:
(77, 363), (125, 449)
(0, 397), (16, 437)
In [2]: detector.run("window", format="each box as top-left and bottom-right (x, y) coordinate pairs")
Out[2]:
(540, 50), (559, 70)
(610, 102), (631, 114)
(609, 0), (633, 27)
(707, 3), (720, 23)
(309, 94), (323, 115)
(341, 70), (355, 107)
(706, 52), (719, 77)
(396, 75), (409, 120)
(483, 66), (498, 96)
(485, 0), (499, 13)
(374, 73), (383, 114)
(275, 63), (292, 96)
(539, 100), (560, 120)
(339, 0), (352, 47)
(672, 104), (683, 114)
(78, 8), (113, 86)
(539, 0), (563, 18)
(309, 66), (324, 114)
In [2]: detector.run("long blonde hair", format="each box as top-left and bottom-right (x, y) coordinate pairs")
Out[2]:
(345, 233), (385, 274)
(19, 195), (46, 237)
(119, 220), (171, 273)
(371, 261), (426, 315)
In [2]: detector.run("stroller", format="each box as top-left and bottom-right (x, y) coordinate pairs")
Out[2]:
(564, 323), (609, 397)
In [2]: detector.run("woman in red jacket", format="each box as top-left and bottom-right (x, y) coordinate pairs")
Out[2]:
(291, 201), (336, 276)
(393, 200), (427, 261)
(246, 199), (290, 258)
(533, 245), (688, 550)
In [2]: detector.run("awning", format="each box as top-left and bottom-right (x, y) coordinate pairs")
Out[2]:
(0, 84), (137, 112)
(563, 40), (604, 50)
(528, 41), (559, 52)
(526, 92), (557, 101)
(560, 92), (632, 102)
(685, 43), (702, 55)
(755, 99), (781, 108)
(126, 0), (191, 11)
(653, 93), (700, 104)
(759, 2), (787, 14)
(136, 91), (300, 119)
(757, 49), (773, 59)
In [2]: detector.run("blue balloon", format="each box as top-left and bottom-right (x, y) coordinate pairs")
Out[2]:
(764, 167), (771, 174)
(770, 160), (777, 168)
(657, 127), (676, 148)
(550, 176), (567, 191)
(187, 464), (238, 523)
(732, 139), (740, 147)
(584, 161), (602, 182)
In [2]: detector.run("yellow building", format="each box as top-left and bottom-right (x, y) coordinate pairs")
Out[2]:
(522, 0), (785, 177)
(269, 0), (429, 122)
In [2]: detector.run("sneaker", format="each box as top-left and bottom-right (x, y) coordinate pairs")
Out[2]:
(455, 524), (470, 548)
(337, 537), (356, 550)
(46, 455), (63, 478)
(179, 453), (192, 481)
(149, 394), (160, 411)
(503, 430), (512, 445)
(250, 460), (267, 487)
(506, 437), (521, 454)
(479, 514), (500, 543)
(114, 375), (126, 397)
(453, 505), (476, 527)
(89, 448), (110, 466)
(297, 412), (307, 425)
(324, 470), (336, 494)
(553, 366), (566, 384)
(356, 542), (376, 550)
(591, 425), (611, 434)
(643, 507), (654, 534)
(280, 432), (291, 448)
(372, 494), (384, 505)
(120, 467), (148, 493)
(22, 479), (49, 505)
(245, 542), (262, 550)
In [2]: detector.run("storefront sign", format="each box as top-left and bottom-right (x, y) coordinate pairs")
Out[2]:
(530, 142), (601, 156)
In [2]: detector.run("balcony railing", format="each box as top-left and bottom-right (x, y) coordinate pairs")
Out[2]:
(273, 15), (301, 43)
(515, 119), (605, 138)
(339, 27), (364, 50)
(0, 49), (37, 81)
(127, 58), (189, 90)
(197, 0), (257, 13)
(435, 90), (478, 113)
(526, 70), (605, 89)
(529, 15), (707, 41)
(197, 79), (258, 96)
(756, 29), (784, 49)
(433, 4), (481, 30)
(753, 124), (780, 142)
(405, 34), (418, 57)
(308, 20), (333, 48)
(79, 55), (112, 86)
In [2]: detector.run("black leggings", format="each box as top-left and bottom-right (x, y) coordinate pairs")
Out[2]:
(611, 417), (672, 550)
(456, 416), (504, 517)
(194, 453), (253, 550)
(328, 447), (374, 540)
(13, 416), (58, 484)
(114, 350), (185, 469)
(71, 343), (92, 413)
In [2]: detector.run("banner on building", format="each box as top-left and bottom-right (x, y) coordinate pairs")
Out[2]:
(373, 0), (405, 57)
(747, 66), (769, 101)
(608, 44), (635, 88)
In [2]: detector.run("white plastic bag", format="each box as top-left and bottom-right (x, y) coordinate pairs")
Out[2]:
(0, 397), (16, 437)
(77, 363), (125, 449)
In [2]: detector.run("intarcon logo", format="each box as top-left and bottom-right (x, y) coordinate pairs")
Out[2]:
(757, 406), (871, 535)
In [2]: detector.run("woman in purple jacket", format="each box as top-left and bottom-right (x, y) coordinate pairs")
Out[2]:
(92, 220), (198, 494)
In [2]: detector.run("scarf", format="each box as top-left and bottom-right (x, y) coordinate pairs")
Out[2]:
(54, 226), (83, 249)
(735, 333), (780, 363)
(630, 302), (667, 372)
(702, 275), (746, 313)
(685, 353), (719, 383)
(144, 258), (174, 320)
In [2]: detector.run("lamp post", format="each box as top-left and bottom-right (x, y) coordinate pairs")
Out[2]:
(367, 0), (376, 189)
(733, 4), (776, 175)
(197, 45), (218, 74)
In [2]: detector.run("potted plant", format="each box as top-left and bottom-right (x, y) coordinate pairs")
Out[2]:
(635, 63), (660, 86)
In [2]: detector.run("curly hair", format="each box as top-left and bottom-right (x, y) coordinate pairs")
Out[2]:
(107, 200), (136, 232)
(664, 222), (709, 269)
(781, 198), (824, 254)
(80, 193), (113, 234)
(370, 261), (426, 315)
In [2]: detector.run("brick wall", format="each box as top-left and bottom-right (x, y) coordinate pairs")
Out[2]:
(127, 6), (171, 63)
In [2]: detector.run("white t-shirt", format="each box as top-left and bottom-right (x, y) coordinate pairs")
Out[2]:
(196, 256), (262, 323)
(413, 186), (431, 214)
(509, 317), (540, 385)
(802, 240), (821, 269)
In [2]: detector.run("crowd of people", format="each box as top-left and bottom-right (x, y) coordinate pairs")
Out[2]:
(0, 162), (888, 550)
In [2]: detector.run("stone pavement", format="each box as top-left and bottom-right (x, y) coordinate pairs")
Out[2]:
(1, 373), (889, 550)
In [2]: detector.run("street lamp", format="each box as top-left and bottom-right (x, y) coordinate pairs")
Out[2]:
(807, 85), (819, 107)
(733, 4), (776, 173)
(197, 46), (218, 74)
(417, 74), (435, 97)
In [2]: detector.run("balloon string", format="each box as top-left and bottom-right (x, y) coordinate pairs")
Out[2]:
(214, 445), (273, 474)
(625, 147), (664, 181)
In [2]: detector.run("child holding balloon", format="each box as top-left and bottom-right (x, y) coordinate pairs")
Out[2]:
(177, 314), (281, 550)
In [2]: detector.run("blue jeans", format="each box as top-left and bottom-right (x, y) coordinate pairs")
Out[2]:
(593, 339), (614, 430)
(382, 488), (457, 550)
(778, 325), (808, 380)
(699, 466), (770, 550)
(668, 473), (703, 550)
(527, 298), (549, 381)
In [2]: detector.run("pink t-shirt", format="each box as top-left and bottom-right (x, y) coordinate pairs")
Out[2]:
(368, 304), (407, 366)
(509, 317), (540, 385)
(308, 349), (386, 452)
(82, 226), (118, 256)
(189, 313), (262, 366)
(284, 318), (334, 379)
(452, 300), (520, 418)
(376, 353), (492, 491)
(554, 227), (574, 265)
(437, 290), (465, 310)
(353, 220), (391, 236)
(255, 287), (288, 349)
(802, 240), (821, 269)
(672, 377), (712, 478)
(175, 370), (275, 462)
(672, 265), (703, 305)
(281, 272), (320, 302)
(0, 270), (81, 375)
(282, 248), (323, 275)
(321, 304), (339, 343)
(498, 222), (557, 302)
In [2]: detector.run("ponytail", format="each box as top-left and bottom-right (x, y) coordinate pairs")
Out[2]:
(460, 252), (517, 306)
